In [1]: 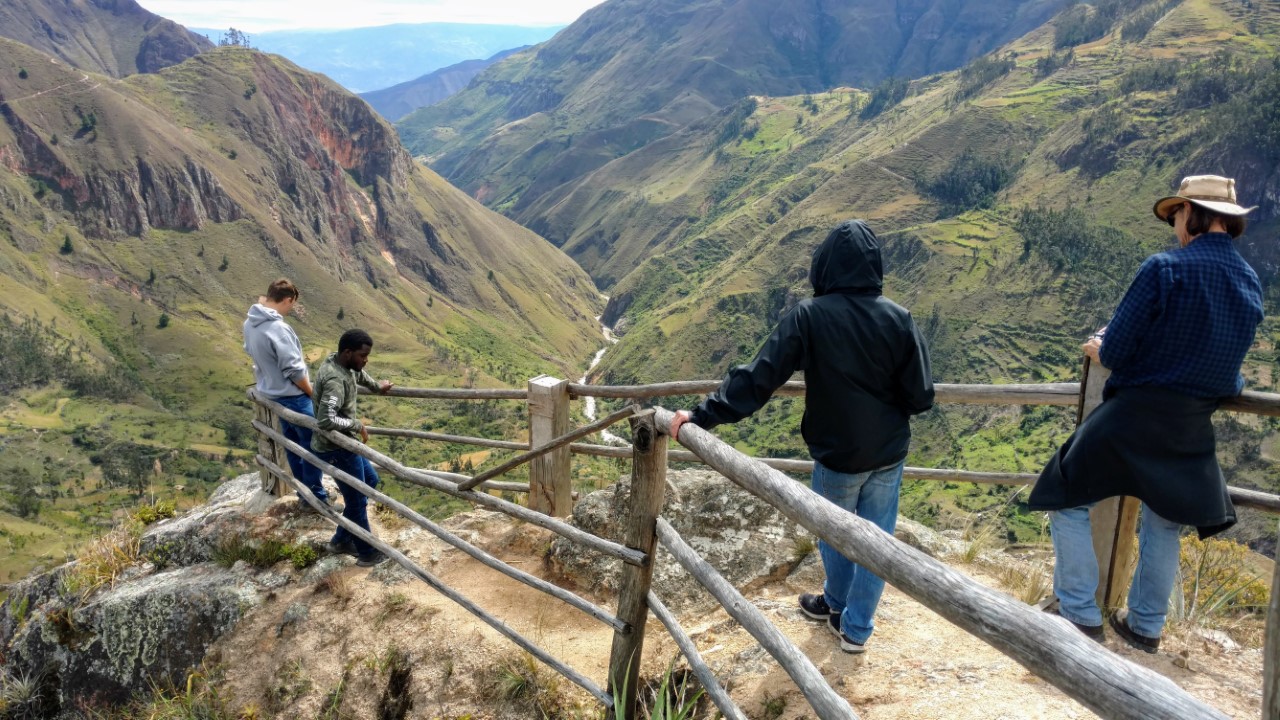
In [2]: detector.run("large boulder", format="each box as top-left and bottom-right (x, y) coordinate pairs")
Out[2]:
(548, 469), (813, 608)
(0, 473), (333, 717)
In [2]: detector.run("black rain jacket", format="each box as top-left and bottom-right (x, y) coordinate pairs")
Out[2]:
(690, 219), (935, 473)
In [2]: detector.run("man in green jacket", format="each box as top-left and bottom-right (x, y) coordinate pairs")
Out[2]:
(313, 329), (393, 567)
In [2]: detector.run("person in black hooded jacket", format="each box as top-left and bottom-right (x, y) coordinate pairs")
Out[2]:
(671, 219), (934, 653)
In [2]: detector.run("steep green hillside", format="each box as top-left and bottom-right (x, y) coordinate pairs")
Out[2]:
(0, 0), (210, 77)
(397, 0), (1071, 231)
(568, 0), (1280, 550)
(361, 48), (525, 122)
(0, 40), (604, 578)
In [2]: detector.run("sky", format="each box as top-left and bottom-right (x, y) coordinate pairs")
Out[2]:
(136, 0), (607, 32)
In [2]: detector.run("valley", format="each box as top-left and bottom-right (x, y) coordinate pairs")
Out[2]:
(0, 0), (1276, 631)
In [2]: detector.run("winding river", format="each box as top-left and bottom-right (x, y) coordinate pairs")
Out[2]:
(579, 317), (627, 445)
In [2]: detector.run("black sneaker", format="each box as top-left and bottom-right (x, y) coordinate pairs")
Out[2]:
(827, 613), (866, 654)
(326, 540), (357, 556)
(356, 550), (389, 567)
(1109, 609), (1160, 654)
(1043, 604), (1104, 642)
(799, 593), (833, 620)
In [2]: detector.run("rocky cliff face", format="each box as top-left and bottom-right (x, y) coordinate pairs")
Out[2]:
(0, 476), (268, 714)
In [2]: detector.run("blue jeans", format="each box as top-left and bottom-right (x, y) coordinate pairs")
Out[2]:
(272, 393), (328, 502)
(812, 460), (903, 644)
(316, 450), (381, 558)
(1050, 501), (1182, 636)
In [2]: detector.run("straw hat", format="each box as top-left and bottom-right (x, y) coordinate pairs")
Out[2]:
(1153, 175), (1256, 222)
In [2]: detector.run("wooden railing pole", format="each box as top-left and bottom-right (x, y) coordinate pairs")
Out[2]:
(1264, 518), (1280, 720)
(251, 393), (288, 498)
(1078, 357), (1138, 609)
(606, 414), (668, 720)
(528, 375), (573, 516)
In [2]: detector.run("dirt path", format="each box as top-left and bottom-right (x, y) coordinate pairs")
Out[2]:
(213, 509), (1265, 719)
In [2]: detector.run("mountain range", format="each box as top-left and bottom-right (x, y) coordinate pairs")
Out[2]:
(197, 23), (565, 93)
(2, 0), (1279, 567)
(397, 0), (1280, 549)
(0, 27), (604, 579)
(397, 0), (1071, 224)
(360, 47), (528, 122)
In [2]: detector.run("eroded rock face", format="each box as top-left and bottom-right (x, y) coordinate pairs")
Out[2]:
(0, 474), (304, 717)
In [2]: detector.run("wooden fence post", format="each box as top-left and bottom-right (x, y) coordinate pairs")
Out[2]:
(250, 390), (291, 498)
(1264, 519), (1279, 720)
(1078, 357), (1139, 609)
(606, 414), (668, 720)
(528, 375), (573, 516)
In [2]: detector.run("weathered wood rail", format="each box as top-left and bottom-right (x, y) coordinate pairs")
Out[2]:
(249, 365), (1280, 720)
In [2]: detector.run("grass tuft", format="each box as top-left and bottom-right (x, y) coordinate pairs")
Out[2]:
(61, 526), (142, 598)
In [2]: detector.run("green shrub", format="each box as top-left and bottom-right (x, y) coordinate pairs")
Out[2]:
(286, 543), (318, 570)
(132, 500), (176, 525)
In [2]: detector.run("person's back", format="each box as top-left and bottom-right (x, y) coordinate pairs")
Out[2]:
(243, 304), (306, 400)
(675, 219), (933, 655)
(690, 219), (934, 473)
(798, 290), (933, 472)
(241, 279), (334, 508)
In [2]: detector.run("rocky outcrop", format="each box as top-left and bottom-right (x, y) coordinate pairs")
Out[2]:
(548, 469), (814, 608)
(548, 468), (978, 609)
(0, 474), (335, 717)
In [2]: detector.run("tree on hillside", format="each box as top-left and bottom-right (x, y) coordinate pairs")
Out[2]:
(96, 443), (157, 496)
(219, 28), (252, 48)
(5, 466), (43, 518)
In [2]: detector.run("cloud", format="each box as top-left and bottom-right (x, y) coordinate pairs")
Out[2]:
(138, 0), (604, 32)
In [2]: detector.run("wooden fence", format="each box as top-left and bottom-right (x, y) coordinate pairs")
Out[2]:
(248, 363), (1280, 720)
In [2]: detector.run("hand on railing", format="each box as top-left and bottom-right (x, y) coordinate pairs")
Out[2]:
(669, 410), (691, 440)
(1082, 327), (1105, 363)
(378, 380), (394, 394)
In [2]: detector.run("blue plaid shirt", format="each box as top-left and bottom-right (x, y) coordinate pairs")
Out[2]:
(1100, 233), (1263, 398)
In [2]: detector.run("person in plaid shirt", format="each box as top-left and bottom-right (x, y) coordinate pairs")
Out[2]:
(1029, 175), (1263, 653)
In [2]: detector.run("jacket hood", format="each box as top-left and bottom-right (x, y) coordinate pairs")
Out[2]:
(246, 303), (283, 328)
(808, 220), (883, 297)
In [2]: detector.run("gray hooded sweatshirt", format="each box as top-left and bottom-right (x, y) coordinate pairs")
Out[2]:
(243, 304), (309, 398)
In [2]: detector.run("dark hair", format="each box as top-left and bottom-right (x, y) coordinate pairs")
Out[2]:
(1184, 204), (1247, 239)
(338, 329), (373, 353)
(265, 278), (299, 302)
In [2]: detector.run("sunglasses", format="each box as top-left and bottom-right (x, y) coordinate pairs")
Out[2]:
(1166, 204), (1184, 228)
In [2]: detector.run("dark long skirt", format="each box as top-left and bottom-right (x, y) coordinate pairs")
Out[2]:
(1027, 386), (1234, 539)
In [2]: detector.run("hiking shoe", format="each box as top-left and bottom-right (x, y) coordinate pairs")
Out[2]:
(326, 540), (357, 556)
(356, 550), (389, 567)
(799, 593), (834, 620)
(1109, 609), (1160, 654)
(827, 613), (866, 654)
(1048, 609), (1104, 642)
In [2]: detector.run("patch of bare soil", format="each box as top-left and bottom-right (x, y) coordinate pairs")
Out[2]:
(211, 507), (1265, 719)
